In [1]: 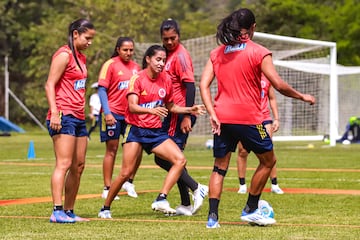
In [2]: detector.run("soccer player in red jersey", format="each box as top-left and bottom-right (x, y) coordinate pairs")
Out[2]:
(199, 8), (315, 228)
(98, 45), (206, 218)
(154, 19), (208, 216)
(237, 75), (284, 195)
(97, 37), (141, 200)
(45, 19), (95, 223)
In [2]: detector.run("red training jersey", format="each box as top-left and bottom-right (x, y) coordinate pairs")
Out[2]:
(126, 70), (173, 129)
(164, 43), (195, 136)
(164, 43), (195, 106)
(98, 57), (140, 115)
(46, 45), (87, 120)
(210, 40), (271, 124)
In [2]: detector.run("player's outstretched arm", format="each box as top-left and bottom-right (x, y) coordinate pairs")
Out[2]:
(262, 55), (315, 105)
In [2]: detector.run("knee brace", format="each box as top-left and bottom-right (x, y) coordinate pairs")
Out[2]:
(213, 166), (227, 177)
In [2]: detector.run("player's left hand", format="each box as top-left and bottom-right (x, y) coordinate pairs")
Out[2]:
(180, 115), (192, 133)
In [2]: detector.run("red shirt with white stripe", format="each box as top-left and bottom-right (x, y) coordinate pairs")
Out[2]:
(98, 57), (140, 115)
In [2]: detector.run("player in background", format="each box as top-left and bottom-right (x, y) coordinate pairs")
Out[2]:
(199, 8), (315, 228)
(155, 19), (208, 216)
(237, 75), (284, 195)
(98, 45), (206, 218)
(45, 19), (95, 223)
(97, 37), (140, 200)
(87, 82), (101, 140)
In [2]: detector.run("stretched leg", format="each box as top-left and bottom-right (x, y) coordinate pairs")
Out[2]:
(122, 152), (142, 198)
(50, 134), (77, 223)
(99, 142), (143, 219)
(152, 139), (186, 195)
(103, 139), (119, 188)
(150, 139), (186, 215)
(64, 136), (87, 210)
(243, 150), (275, 214)
(207, 152), (231, 227)
(155, 156), (196, 205)
(51, 134), (76, 207)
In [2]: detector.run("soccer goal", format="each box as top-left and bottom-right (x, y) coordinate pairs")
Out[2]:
(135, 32), (360, 146)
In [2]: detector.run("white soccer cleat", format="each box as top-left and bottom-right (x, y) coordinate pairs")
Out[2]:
(237, 184), (247, 194)
(98, 209), (112, 219)
(102, 189), (120, 200)
(271, 184), (284, 194)
(192, 183), (209, 214)
(151, 199), (176, 215)
(122, 181), (138, 198)
(241, 209), (276, 226)
(175, 205), (193, 216)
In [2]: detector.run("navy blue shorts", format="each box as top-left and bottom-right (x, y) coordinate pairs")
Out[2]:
(162, 113), (196, 150)
(47, 114), (88, 137)
(124, 125), (170, 154)
(213, 123), (273, 158)
(100, 112), (126, 142)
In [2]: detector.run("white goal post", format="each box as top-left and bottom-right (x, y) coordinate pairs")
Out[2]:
(135, 32), (360, 146)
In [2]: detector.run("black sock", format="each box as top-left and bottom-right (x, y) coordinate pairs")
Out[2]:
(156, 193), (167, 201)
(53, 205), (63, 211)
(128, 179), (133, 184)
(244, 193), (260, 213)
(102, 206), (110, 211)
(208, 198), (220, 220)
(104, 186), (110, 190)
(239, 178), (246, 185)
(271, 178), (277, 185)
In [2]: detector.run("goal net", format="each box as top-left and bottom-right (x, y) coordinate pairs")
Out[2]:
(135, 32), (360, 146)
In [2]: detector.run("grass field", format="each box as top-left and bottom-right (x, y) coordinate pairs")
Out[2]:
(0, 130), (359, 239)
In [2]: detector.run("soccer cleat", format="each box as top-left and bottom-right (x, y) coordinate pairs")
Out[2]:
(271, 184), (284, 194)
(237, 184), (247, 194)
(151, 199), (176, 215)
(98, 209), (112, 219)
(101, 189), (120, 200)
(122, 181), (138, 198)
(192, 183), (209, 214)
(65, 211), (90, 222)
(206, 217), (220, 228)
(241, 209), (276, 226)
(50, 210), (76, 223)
(175, 205), (193, 216)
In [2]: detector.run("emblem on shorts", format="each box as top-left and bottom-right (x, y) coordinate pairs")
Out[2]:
(108, 130), (114, 137)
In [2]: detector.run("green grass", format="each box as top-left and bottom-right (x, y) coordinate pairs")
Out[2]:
(0, 131), (360, 239)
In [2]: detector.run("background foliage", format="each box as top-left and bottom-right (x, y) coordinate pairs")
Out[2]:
(1, 0), (360, 126)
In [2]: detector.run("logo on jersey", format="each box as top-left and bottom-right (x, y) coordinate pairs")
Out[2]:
(158, 88), (166, 98)
(118, 80), (129, 90)
(140, 100), (164, 109)
(132, 69), (138, 75)
(165, 61), (171, 71)
(224, 43), (246, 54)
(74, 79), (86, 90)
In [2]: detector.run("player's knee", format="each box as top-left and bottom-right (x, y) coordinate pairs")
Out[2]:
(174, 156), (186, 168)
(213, 166), (227, 177)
